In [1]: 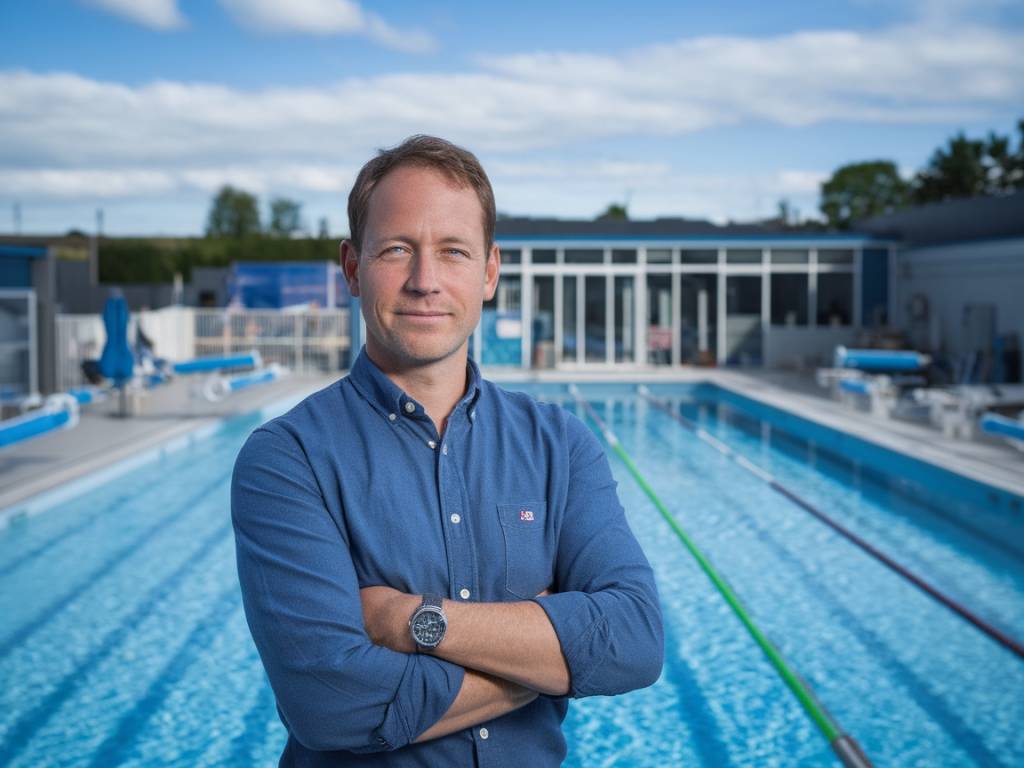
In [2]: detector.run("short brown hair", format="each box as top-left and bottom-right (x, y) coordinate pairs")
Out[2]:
(347, 135), (496, 253)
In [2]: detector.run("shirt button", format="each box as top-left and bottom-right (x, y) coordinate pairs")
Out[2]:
(442, 443), (448, 455)
(387, 413), (396, 422)
(479, 728), (489, 740)
(459, 588), (471, 599)
(450, 513), (461, 524)
(404, 402), (416, 414)
(428, 440), (437, 449)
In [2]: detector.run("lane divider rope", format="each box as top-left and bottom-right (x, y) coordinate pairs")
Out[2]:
(569, 385), (873, 768)
(638, 386), (1024, 662)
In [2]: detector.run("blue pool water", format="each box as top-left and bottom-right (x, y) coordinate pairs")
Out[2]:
(1, 383), (1022, 767)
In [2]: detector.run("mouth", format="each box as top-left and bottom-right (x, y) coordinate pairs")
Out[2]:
(394, 310), (451, 324)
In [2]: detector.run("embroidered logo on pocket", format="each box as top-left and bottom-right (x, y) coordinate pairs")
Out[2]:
(520, 509), (534, 522)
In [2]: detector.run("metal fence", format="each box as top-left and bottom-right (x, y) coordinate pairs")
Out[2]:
(192, 308), (350, 374)
(55, 307), (351, 392)
(55, 313), (106, 392)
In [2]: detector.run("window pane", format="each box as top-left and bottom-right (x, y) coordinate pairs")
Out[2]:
(680, 249), (717, 264)
(481, 275), (521, 366)
(562, 276), (577, 361)
(646, 274), (672, 365)
(771, 249), (808, 265)
(501, 249), (521, 264)
(771, 273), (808, 326)
(646, 248), (672, 264)
(680, 274), (717, 365)
(818, 248), (854, 264)
(532, 275), (555, 369)
(726, 275), (762, 365)
(584, 275), (606, 361)
(532, 248), (556, 264)
(817, 273), (853, 326)
(612, 249), (637, 263)
(726, 249), (762, 264)
(614, 276), (634, 362)
(565, 249), (604, 264)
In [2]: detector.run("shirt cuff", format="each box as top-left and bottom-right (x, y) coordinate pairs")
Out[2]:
(532, 592), (609, 698)
(360, 653), (465, 752)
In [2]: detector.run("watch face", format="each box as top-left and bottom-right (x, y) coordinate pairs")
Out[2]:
(412, 609), (446, 647)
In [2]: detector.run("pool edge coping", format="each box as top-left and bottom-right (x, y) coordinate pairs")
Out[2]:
(0, 384), (321, 530)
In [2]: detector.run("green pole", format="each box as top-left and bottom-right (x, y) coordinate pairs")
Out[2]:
(572, 389), (872, 767)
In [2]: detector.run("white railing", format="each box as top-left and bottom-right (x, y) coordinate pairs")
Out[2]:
(55, 313), (105, 392)
(55, 306), (351, 391)
(193, 308), (350, 374)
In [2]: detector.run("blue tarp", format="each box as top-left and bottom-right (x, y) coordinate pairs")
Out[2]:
(228, 262), (349, 309)
(98, 296), (134, 384)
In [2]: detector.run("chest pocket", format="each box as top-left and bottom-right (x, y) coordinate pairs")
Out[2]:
(497, 501), (551, 599)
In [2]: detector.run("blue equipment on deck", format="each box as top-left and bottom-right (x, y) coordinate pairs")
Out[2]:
(979, 412), (1024, 446)
(202, 363), (286, 402)
(834, 347), (930, 372)
(0, 395), (79, 449)
(98, 297), (134, 385)
(173, 352), (262, 375)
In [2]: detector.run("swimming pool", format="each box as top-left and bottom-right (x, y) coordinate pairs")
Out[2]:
(0, 382), (1021, 766)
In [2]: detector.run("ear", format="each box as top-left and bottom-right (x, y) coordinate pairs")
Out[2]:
(341, 240), (360, 297)
(483, 243), (500, 301)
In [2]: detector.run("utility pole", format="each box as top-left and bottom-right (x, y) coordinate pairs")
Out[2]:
(89, 207), (103, 284)
(13, 202), (21, 234)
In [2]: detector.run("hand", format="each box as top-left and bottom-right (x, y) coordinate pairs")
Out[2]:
(360, 585), (419, 654)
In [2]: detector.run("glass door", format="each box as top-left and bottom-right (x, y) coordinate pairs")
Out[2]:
(584, 276), (607, 363)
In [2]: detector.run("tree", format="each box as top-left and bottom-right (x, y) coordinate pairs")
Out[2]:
(913, 120), (1024, 203)
(596, 203), (629, 220)
(317, 216), (330, 239)
(820, 161), (909, 229)
(206, 185), (261, 238)
(269, 197), (303, 237)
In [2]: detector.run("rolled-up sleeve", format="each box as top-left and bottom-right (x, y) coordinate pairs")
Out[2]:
(231, 425), (464, 753)
(532, 414), (664, 698)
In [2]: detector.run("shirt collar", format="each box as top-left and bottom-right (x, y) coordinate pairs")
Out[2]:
(348, 347), (483, 419)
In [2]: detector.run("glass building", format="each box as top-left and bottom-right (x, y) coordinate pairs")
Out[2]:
(474, 219), (894, 370)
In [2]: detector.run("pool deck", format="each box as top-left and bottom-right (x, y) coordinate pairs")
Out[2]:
(489, 367), (1024, 500)
(2, 366), (1021, 525)
(0, 373), (338, 522)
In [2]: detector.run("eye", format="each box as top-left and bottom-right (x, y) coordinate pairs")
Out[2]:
(379, 245), (409, 258)
(442, 247), (470, 258)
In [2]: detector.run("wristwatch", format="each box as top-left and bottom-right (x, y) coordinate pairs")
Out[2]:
(409, 594), (447, 651)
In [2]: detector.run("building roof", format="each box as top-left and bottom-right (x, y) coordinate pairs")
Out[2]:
(493, 216), (845, 240)
(857, 190), (1024, 246)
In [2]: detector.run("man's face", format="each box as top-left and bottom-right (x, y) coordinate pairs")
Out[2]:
(342, 165), (499, 371)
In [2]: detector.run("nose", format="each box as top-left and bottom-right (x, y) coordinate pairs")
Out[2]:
(404, 252), (441, 295)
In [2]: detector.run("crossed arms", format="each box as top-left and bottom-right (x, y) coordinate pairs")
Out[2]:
(359, 586), (567, 743)
(231, 419), (663, 754)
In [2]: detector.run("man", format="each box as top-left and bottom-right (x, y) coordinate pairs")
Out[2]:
(231, 135), (664, 766)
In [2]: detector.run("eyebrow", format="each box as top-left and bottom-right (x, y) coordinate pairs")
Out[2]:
(373, 234), (479, 249)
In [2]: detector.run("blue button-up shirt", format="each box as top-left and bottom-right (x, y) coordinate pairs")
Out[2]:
(231, 349), (664, 766)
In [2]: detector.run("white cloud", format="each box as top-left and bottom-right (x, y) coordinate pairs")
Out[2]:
(83, 0), (185, 31)
(217, 0), (436, 53)
(3, 9), (1023, 232)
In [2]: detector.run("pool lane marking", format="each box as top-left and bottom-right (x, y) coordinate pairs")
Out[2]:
(0, 468), (232, 660)
(570, 387), (873, 768)
(85, 583), (243, 768)
(0, 518), (234, 764)
(639, 387), (1024, 662)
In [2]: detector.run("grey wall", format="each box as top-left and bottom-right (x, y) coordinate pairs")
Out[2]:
(894, 236), (1024, 381)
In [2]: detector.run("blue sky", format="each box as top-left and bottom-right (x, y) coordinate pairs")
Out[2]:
(2, 0), (1022, 235)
